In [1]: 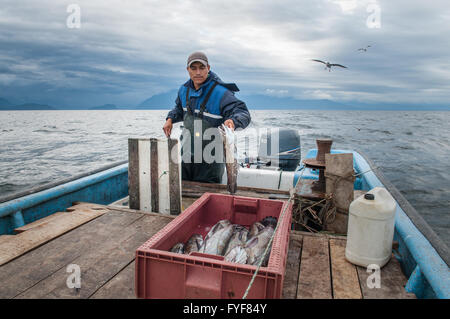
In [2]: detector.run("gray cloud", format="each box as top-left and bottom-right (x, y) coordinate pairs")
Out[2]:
(0, 0), (449, 107)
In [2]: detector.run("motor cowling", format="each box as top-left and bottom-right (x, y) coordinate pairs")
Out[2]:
(258, 128), (301, 171)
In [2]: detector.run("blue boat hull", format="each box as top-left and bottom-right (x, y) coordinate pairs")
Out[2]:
(295, 149), (450, 299)
(0, 164), (128, 235)
(0, 150), (448, 299)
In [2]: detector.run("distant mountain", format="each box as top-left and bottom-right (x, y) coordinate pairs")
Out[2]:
(138, 90), (178, 109)
(344, 101), (450, 111)
(1, 94), (448, 111)
(137, 90), (350, 110)
(137, 90), (450, 111)
(0, 97), (13, 107)
(89, 104), (117, 110)
(0, 103), (55, 110)
(239, 94), (350, 110)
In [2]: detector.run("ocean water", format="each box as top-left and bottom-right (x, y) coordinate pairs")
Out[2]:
(0, 110), (449, 246)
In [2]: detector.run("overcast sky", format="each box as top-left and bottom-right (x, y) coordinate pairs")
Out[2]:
(0, 0), (449, 107)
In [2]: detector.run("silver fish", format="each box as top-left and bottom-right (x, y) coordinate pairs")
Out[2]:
(201, 220), (234, 256)
(245, 226), (275, 266)
(220, 124), (238, 194)
(184, 233), (204, 255)
(224, 246), (248, 264)
(170, 242), (185, 254)
(248, 221), (265, 239)
(223, 225), (249, 256)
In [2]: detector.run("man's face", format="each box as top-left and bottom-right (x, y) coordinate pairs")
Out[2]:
(187, 62), (210, 88)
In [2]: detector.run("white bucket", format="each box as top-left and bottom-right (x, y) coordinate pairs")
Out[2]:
(345, 187), (397, 268)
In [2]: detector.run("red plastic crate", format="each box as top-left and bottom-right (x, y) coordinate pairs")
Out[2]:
(135, 192), (292, 299)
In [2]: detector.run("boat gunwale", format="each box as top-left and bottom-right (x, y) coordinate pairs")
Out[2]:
(0, 162), (128, 219)
(352, 149), (449, 299)
(354, 149), (450, 268)
(0, 150), (448, 298)
(0, 160), (128, 205)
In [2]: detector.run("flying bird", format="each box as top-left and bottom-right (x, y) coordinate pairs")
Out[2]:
(357, 45), (371, 52)
(311, 59), (348, 72)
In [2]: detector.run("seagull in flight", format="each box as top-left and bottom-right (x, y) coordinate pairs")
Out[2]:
(357, 45), (371, 52)
(311, 59), (348, 72)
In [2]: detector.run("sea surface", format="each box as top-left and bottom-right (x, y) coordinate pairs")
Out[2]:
(0, 110), (449, 246)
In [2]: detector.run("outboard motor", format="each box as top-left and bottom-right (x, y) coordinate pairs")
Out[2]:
(257, 128), (301, 171)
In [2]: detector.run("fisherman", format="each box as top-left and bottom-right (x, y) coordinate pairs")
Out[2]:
(163, 51), (251, 183)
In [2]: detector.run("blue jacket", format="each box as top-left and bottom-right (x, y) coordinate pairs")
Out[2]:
(166, 71), (251, 129)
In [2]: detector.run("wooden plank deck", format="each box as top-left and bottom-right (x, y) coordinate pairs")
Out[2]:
(13, 212), (66, 234)
(0, 204), (109, 267)
(282, 232), (416, 299)
(296, 235), (332, 299)
(0, 202), (415, 299)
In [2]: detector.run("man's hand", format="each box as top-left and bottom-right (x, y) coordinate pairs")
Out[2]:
(163, 118), (173, 137)
(224, 119), (235, 131)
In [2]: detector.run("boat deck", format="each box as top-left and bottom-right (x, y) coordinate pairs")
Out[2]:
(0, 201), (415, 299)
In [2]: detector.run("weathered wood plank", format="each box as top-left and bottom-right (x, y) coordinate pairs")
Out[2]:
(67, 202), (108, 212)
(128, 138), (140, 210)
(90, 261), (136, 299)
(297, 236), (332, 299)
(182, 190), (287, 201)
(130, 138), (181, 215)
(182, 180), (289, 196)
(329, 239), (362, 299)
(138, 139), (151, 211)
(14, 212), (66, 234)
(324, 153), (354, 234)
(150, 138), (159, 212)
(282, 233), (303, 299)
(0, 200), (415, 300)
(356, 255), (416, 299)
(181, 196), (199, 211)
(0, 235), (14, 245)
(16, 213), (171, 299)
(0, 209), (106, 266)
(325, 153), (354, 213)
(168, 138), (181, 215)
(105, 203), (177, 219)
(0, 209), (143, 298)
(157, 138), (171, 214)
(108, 196), (129, 208)
(293, 230), (347, 242)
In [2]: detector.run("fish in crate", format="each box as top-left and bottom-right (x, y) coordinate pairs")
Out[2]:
(169, 216), (278, 267)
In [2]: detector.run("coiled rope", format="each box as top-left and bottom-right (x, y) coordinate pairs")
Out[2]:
(242, 165), (378, 298)
(242, 167), (305, 299)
